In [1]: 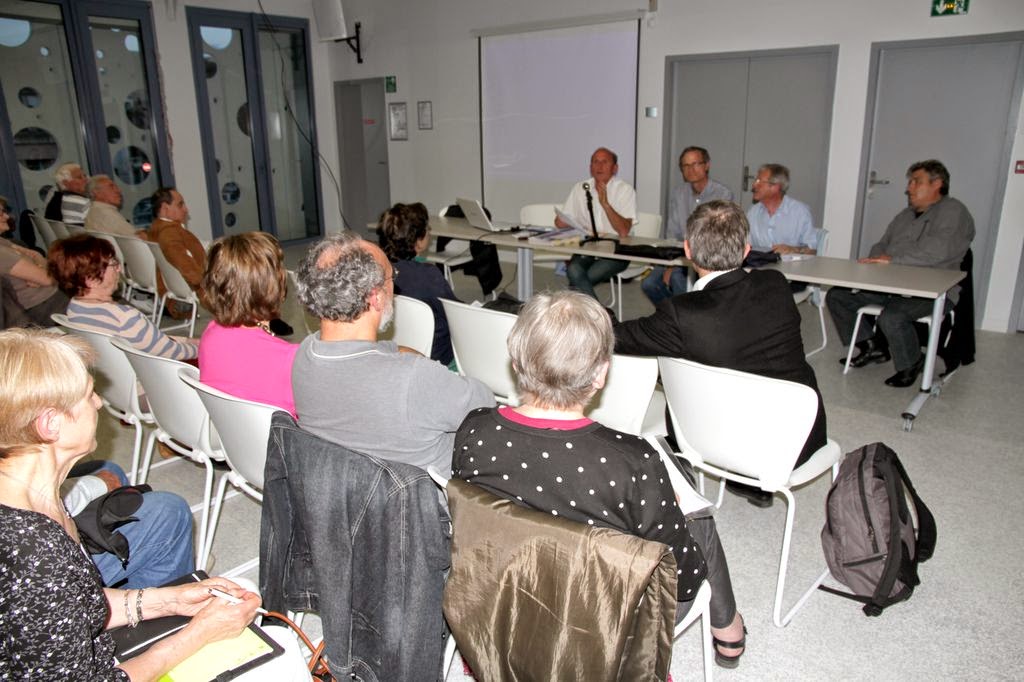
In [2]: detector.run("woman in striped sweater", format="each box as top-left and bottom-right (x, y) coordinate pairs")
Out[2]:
(49, 234), (198, 360)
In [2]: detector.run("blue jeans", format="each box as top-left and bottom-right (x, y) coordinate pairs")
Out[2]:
(641, 266), (689, 305)
(567, 255), (629, 300)
(89, 462), (195, 588)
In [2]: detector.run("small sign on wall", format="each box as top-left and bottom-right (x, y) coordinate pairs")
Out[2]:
(931, 0), (969, 17)
(385, 76), (397, 93)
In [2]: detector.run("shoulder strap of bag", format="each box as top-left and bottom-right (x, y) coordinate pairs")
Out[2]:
(889, 450), (937, 561)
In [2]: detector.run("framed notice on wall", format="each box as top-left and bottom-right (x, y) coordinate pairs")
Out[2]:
(417, 101), (433, 130)
(388, 102), (408, 140)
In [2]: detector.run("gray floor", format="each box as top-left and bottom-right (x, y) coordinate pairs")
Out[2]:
(91, 247), (1024, 680)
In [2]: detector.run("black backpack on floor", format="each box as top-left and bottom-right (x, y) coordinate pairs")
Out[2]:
(819, 442), (936, 616)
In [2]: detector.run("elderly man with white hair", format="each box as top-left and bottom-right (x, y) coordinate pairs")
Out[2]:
(45, 162), (91, 226)
(84, 175), (139, 237)
(291, 231), (494, 472)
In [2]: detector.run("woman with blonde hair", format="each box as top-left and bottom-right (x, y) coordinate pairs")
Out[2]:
(199, 231), (298, 415)
(0, 328), (260, 679)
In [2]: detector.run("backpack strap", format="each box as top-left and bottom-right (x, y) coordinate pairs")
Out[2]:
(889, 450), (937, 561)
(859, 450), (910, 616)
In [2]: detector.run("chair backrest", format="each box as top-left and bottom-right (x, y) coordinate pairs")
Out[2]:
(441, 299), (518, 404)
(111, 338), (210, 451)
(50, 314), (147, 421)
(145, 240), (194, 299)
(115, 235), (158, 291)
(379, 294), (435, 357)
(816, 228), (829, 256)
(586, 354), (659, 436)
(180, 369), (279, 490)
(30, 212), (57, 247)
(47, 219), (71, 240)
(519, 203), (559, 227)
(634, 212), (662, 239)
(65, 223), (85, 236)
(84, 229), (126, 266)
(657, 356), (817, 489)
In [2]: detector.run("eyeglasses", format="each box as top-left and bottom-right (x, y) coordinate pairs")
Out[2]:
(680, 162), (707, 170)
(752, 177), (777, 185)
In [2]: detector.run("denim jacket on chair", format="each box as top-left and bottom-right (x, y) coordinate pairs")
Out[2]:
(259, 412), (451, 681)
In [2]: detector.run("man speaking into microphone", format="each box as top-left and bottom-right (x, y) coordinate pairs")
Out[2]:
(555, 147), (637, 302)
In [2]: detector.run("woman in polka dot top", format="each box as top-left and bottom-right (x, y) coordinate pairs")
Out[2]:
(452, 291), (747, 668)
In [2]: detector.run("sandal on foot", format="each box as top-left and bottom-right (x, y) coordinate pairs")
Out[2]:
(712, 623), (747, 669)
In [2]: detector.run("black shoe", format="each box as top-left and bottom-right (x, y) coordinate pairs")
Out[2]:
(268, 318), (294, 337)
(725, 481), (773, 508)
(843, 338), (891, 368)
(884, 356), (925, 387)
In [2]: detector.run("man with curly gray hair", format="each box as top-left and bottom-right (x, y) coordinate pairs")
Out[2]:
(292, 232), (494, 472)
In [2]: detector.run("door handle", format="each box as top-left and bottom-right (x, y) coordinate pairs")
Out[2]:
(868, 170), (890, 187)
(742, 165), (756, 192)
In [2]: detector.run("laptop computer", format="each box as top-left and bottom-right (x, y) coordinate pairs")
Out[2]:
(456, 197), (518, 231)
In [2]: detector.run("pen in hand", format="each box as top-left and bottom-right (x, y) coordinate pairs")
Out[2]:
(208, 587), (269, 615)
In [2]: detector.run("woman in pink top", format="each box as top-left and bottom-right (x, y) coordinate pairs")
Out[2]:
(199, 232), (298, 416)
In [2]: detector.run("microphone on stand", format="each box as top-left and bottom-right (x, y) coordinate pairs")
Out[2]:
(585, 183), (598, 241)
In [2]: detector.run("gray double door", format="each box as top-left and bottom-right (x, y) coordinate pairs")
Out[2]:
(856, 34), (1024, 327)
(664, 47), (837, 226)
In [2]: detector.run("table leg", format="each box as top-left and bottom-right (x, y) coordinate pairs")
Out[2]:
(517, 247), (533, 301)
(901, 293), (946, 431)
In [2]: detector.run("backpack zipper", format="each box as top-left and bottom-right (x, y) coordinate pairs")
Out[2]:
(857, 455), (879, 554)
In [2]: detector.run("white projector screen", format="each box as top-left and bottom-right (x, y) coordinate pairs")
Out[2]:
(480, 21), (639, 223)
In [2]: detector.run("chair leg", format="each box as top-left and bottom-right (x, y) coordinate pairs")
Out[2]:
(128, 420), (145, 485)
(187, 300), (198, 337)
(138, 431), (160, 485)
(772, 487), (830, 628)
(441, 634), (457, 681)
(805, 291), (828, 357)
(153, 294), (166, 323)
(701, 604), (713, 682)
(194, 458), (215, 569)
(615, 276), (624, 321)
(202, 471), (233, 570)
(843, 310), (868, 375)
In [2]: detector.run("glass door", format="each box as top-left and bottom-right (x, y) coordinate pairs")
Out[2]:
(187, 8), (322, 241)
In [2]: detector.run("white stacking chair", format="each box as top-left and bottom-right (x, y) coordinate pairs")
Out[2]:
(65, 223), (85, 235)
(793, 228), (829, 357)
(610, 211), (662, 319)
(46, 218), (71, 240)
(658, 356), (843, 628)
(841, 304), (953, 375)
(179, 370), (279, 571)
(587, 353), (666, 437)
(145, 240), (200, 336)
(421, 206), (473, 286)
(114, 235), (159, 318)
(441, 299), (518, 404)
(30, 212), (58, 248)
(379, 294), (435, 357)
(112, 340), (223, 567)
(51, 314), (154, 485)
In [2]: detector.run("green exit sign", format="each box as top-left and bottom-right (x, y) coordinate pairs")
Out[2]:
(931, 0), (969, 16)
(385, 76), (397, 93)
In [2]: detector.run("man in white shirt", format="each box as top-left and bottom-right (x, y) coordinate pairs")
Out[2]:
(84, 175), (139, 238)
(557, 147), (637, 301)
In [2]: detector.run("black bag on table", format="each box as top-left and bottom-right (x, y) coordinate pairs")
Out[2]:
(819, 442), (936, 616)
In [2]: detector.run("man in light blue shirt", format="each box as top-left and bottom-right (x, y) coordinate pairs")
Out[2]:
(641, 146), (733, 305)
(746, 164), (818, 255)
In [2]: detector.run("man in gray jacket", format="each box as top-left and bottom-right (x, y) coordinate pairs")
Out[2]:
(291, 231), (494, 472)
(827, 159), (974, 387)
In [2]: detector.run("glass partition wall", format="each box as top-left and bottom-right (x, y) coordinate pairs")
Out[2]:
(0, 0), (170, 225)
(188, 9), (322, 241)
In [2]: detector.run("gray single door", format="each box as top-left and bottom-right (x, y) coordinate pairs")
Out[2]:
(857, 36), (1024, 320)
(664, 48), (836, 224)
(336, 79), (390, 235)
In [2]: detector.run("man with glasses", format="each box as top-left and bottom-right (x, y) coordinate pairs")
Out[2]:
(641, 146), (733, 305)
(291, 232), (493, 472)
(746, 164), (818, 256)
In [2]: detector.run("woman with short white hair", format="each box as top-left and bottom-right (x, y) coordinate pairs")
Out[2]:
(452, 291), (747, 667)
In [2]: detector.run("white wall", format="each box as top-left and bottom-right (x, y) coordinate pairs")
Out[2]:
(327, 0), (1024, 331)
(146, 0), (341, 240)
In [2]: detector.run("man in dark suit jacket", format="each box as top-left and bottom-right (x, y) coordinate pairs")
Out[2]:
(614, 200), (827, 507)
